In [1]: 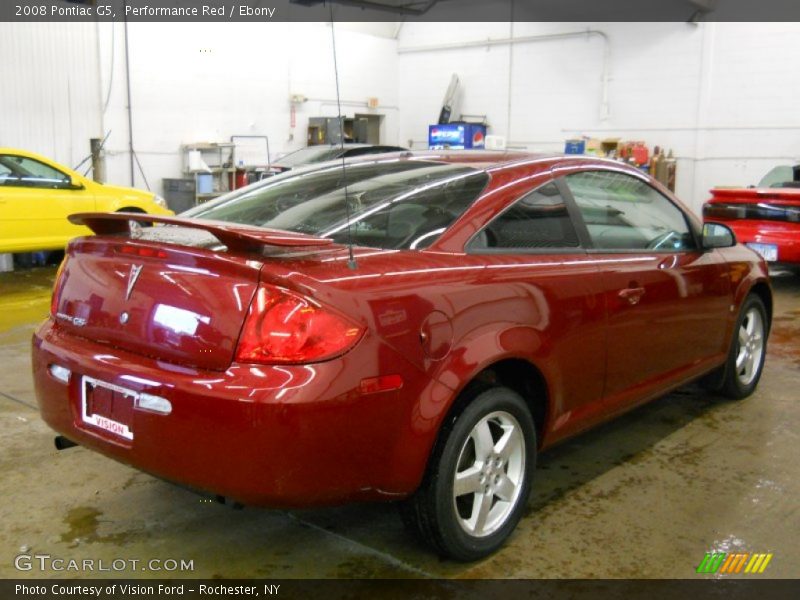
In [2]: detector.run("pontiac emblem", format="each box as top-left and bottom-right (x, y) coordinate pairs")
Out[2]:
(126, 264), (143, 300)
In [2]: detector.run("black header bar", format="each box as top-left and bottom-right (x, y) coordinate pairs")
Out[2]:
(3, 0), (800, 22)
(3, 579), (800, 600)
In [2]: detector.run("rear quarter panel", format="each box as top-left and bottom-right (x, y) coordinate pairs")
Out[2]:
(261, 248), (606, 490)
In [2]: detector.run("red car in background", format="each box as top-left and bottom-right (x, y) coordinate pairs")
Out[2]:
(33, 152), (771, 561)
(704, 164), (800, 270)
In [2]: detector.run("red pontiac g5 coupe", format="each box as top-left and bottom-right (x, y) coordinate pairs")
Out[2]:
(33, 152), (771, 560)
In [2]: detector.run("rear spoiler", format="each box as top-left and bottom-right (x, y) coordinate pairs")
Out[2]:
(69, 212), (333, 253)
(710, 188), (800, 204)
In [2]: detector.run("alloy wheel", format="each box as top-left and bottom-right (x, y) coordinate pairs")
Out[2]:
(735, 307), (765, 386)
(452, 410), (525, 537)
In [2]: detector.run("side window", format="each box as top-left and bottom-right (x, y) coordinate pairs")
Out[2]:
(565, 171), (696, 251)
(0, 162), (13, 185)
(0, 155), (71, 189)
(468, 181), (580, 251)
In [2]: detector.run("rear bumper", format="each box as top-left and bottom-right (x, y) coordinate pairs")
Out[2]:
(708, 219), (800, 265)
(32, 319), (441, 507)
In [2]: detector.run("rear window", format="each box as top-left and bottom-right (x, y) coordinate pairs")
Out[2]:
(184, 160), (488, 250)
(758, 165), (800, 189)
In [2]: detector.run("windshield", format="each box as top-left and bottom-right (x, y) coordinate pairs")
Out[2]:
(273, 146), (345, 168)
(758, 166), (792, 188)
(758, 165), (800, 188)
(184, 160), (488, 250)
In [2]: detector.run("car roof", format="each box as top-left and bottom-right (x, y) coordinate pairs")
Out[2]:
(271, 149), (646, 182)
(0, 147), (82, 178)
(336, 149), (635, 173)
(272, 144), (395, 167)
(288, 143), (376, 151)
(274, 147), (630, 173)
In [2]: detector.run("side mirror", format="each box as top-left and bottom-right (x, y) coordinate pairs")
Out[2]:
(66, 177), (85, 191)
(702, 222), (736, 249)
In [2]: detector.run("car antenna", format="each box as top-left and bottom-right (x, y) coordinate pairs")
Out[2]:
(329, 8), (357, 270)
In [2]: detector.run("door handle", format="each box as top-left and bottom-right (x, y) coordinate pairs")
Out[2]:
(618, 286), (646, 305)
(658, 256), (678, 270)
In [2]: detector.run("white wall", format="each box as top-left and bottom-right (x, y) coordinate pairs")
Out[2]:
(2, 22), (399, 196)
(97, 22), (400, 193)
(398, 21), (800, 213)
(0, 22), (101, 170)
(5, 20), (800, 215)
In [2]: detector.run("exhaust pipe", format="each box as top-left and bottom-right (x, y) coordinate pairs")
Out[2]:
(54, 436), (78, 450)
(214, 495), (244, 510)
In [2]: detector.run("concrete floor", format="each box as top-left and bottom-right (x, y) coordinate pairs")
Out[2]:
(0, 266), (798, 579)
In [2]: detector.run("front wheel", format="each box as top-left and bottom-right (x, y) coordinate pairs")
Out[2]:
(401, 386), (536, 561)
(719, 294), (769, 399)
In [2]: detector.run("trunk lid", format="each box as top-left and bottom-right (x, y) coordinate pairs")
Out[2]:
(709, 187), (800, 205)
(52, 231), (263, 371)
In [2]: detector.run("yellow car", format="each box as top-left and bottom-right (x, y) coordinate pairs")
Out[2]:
(0, 148), (173, 253)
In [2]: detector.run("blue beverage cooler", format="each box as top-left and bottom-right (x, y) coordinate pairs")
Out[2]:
(428, 124), (487, 150)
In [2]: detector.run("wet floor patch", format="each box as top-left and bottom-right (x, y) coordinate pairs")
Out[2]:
(0, 267), (56, 332)
(768, 320), (800, 366)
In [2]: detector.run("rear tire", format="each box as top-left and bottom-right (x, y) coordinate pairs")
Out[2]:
(714, 295), (769, 400)
(400, 386), (536, 561)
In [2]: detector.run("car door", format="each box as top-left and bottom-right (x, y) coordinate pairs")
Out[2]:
(0, 153), (95, 252)
(561, 168), (731, 410)
(466, 179), (608, 442)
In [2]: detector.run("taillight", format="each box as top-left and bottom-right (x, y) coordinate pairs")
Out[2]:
(236, 285), (364, 364)
(50, 258), (68, 317)
(119, 245), (168, 259)
(703, 203), (747, 220)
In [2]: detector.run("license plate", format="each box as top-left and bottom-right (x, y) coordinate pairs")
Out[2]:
(81, 376), (136, 440)
(746, 242), (778, 262)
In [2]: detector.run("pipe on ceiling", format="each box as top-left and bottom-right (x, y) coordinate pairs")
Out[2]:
(398, 29), (612, 122)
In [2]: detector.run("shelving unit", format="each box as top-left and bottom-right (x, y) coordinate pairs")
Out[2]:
(181, 142), (236, 204)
